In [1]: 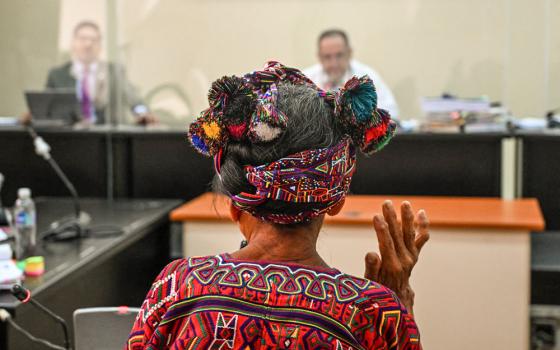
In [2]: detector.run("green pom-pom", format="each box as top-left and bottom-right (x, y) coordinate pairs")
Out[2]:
(346, 81), (377, 123)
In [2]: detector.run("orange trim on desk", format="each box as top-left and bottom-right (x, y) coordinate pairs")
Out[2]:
(170, 192), (545, 231)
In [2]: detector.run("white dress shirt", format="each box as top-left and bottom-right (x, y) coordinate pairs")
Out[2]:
(303, 59), (399, 117)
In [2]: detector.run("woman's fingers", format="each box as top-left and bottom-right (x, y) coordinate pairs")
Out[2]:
(382, 201), (406, 256)
(415, 209), (430, 252)
(364, 251), (381, 281)
(401, 201), (416, 254)
(373, 214), (401, 271)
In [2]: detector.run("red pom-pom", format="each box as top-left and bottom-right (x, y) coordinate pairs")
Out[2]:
(364, 122), (388, 143)
(227, 123), (247, 140)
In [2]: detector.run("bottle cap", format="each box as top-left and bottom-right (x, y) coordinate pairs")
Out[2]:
(17, 188), (31, 199)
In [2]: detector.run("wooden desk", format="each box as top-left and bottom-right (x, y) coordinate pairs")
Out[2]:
(171, 193), (544, 350)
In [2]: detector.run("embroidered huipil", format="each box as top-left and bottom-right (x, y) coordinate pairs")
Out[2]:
(126, 254), (421, 349)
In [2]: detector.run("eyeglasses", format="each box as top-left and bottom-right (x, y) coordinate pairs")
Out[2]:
(319, 51), (348, 63)
(74, 34), (101, 44)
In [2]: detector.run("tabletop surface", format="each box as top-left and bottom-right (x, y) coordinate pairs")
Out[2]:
(170, 192), (545, 231)
(0, 197), (181, 309)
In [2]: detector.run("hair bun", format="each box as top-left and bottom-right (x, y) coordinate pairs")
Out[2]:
(208, 76), (253, 111)
(209, 76), (255, 141)
(335, 76), (396, 155)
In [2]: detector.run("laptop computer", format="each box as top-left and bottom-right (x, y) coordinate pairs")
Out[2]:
(25, 89), (79, 127)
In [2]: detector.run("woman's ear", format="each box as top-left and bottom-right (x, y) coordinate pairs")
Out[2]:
(229, 204), (250, 242)
(327, 198), (345, 216)
(229, 203), (242, 222)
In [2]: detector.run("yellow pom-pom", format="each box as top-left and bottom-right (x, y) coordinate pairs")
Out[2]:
(203, 121), (221, 139)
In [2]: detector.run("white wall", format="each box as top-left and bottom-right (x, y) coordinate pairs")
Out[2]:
(0, 0), (60, 116)
(117, 0), (559, 119)
(0, 0), (558, 120)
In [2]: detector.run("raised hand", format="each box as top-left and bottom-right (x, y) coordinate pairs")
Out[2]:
(364, 200), (429, 315)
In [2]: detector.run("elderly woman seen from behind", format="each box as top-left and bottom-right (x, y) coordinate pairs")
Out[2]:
(126, 62), (429, 349)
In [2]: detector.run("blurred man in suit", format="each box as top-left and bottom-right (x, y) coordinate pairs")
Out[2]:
(304, 29), (399, 117)
(44, 21), (154, 125)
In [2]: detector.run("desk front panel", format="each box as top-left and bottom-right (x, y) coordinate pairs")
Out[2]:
(129, 133), (214, 200)
(0, 130), (108, 204)
(182, 221), (529, 350)
(351, 134), (503, 197)
(522, 134), (560, 230)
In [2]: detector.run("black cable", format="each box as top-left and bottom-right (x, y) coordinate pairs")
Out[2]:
(11, 285), (71, 350)
(40, 216), (84, 242)
(88, 225), (124, 238)
(29, 299), (70, 350)
(7, 318), (66, 350)
(41, 223), (123, 241)
(0, 309), (66, 350)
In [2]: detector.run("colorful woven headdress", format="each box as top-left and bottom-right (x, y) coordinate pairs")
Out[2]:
(188, 61), (396, 224)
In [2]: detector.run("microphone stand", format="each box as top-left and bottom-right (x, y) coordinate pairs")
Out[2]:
(11, 284), (70, 349)
(0, 172), (8, 226)
(26, 126), (90, 240)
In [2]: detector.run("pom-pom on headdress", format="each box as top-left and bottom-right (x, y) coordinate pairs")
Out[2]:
(189, 61), (318, 156)
(189, 76), (255, 156)
(188, 61), (397, 224)
(333, 76), (397, 155)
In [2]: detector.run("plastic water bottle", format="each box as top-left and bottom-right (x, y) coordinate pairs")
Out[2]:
(14, 188), (36, 260)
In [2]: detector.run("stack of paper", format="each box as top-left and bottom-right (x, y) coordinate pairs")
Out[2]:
(421, 97), (491, 114)
(421, 97), (509, 133)
(0, 228), (23, 289)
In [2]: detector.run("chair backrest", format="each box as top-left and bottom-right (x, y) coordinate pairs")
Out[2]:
(73, 307), (140, 350)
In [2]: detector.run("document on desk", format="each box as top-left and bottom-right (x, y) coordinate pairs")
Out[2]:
(421, 97), (491, 113)
(0, 228), (23, 289)
(0, 260), (23, 289)
(0, 228), (12, 260)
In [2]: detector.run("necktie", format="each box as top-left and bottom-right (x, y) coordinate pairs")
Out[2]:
(81, 67), (93, 122)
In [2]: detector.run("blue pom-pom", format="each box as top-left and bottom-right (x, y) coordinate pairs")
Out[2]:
(190, 134), (209, 154)
(348, 82), (377, 123)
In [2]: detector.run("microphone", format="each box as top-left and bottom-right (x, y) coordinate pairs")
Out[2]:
(25, 126), (90, 240)
(11, 284), (70, 349)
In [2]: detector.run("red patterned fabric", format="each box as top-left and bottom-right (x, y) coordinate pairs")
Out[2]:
(230, 137), (356, 224)
(126, 255), (421, 349)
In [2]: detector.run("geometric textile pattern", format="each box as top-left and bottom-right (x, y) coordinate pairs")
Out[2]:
(230, 136), (356, 224)
(126, 255), (421, 349)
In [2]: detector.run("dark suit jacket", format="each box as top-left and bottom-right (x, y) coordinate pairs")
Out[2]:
(46, 61), (144, 124)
